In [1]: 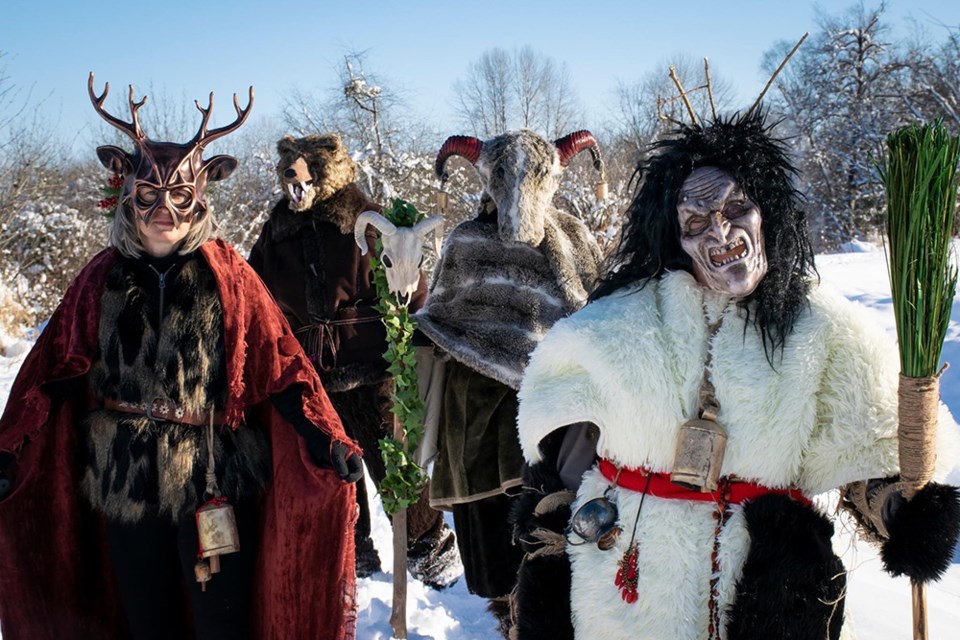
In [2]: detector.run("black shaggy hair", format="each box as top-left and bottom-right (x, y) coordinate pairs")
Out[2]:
(592, 109), (817, 360)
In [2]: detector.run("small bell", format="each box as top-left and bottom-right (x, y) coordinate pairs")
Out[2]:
(595, 181), (609, 200)
(671, 418), (727, 492)
(597, 525), (622, 551)
(194, 559), (212, 592)
(196, 497), (241, 560)
(436, 190), (449, 213)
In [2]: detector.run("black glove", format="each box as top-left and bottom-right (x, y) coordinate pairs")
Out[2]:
(304, 429), (364, 483)
(330, 441), (364, 484)
(270, 386), (364, 483)
(0, 451), (14, 501)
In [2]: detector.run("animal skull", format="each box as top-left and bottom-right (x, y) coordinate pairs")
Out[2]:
(354, 211), (444, 306)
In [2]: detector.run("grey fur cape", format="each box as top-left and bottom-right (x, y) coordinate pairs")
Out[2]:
(415, 207), (601, 390)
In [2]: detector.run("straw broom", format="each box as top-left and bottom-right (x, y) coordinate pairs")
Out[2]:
(880, 121), (960, 640)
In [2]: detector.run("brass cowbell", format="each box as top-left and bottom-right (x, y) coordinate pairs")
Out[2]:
(194, 411), (241, 591)
(670, 417), (727, 492)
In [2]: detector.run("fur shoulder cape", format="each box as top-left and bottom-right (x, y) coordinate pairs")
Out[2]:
(415, 208), (600, 390)
(0, 239), (360, 640)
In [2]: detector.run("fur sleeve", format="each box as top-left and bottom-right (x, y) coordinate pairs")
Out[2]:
(517, 314), (606, 464)
(799, 287), (960, 494)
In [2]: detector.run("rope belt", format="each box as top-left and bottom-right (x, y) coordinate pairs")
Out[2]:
(598, 458), (811, 507)
(295, 315), (382, 371)
(102, 397), (225, 428)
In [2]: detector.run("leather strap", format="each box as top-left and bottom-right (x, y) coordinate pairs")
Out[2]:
(102, 397), (224, 428)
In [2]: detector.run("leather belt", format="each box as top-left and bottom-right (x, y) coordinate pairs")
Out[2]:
(101, 397), (224, 427)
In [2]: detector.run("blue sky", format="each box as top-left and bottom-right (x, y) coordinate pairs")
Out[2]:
(2, 0), (958, 156)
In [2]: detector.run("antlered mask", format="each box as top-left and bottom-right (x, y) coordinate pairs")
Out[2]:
(88, 73), (253, 227)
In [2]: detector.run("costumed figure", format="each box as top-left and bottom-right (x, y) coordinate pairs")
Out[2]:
(0, 76), (364, 640)
(415, 129), (603, 631)
(515, 106), (960, 640)
(247, 134), (459, 587)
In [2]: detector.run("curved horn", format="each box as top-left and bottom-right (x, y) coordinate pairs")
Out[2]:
(554, 130), (602, 169)
(354, 210), (397, 255)
(435, 135), (483, 180)
(412, 215), (445, 237)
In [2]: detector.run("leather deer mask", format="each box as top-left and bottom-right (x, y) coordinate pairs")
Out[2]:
(88, 73), (253, 227)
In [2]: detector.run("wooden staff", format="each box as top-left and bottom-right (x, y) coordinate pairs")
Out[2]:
(390, 410), (409, 639)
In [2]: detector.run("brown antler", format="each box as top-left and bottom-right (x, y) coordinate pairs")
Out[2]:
(190, 87), (255, 149)
(435, 135), (483, 180)
(554, 130), (602, 171)
(88, 72), (147, 141)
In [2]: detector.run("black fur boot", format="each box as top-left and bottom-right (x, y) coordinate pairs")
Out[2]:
(488, 596), (513, 639)
(355, 534), (382, 578)
(407, 518), (462, 590)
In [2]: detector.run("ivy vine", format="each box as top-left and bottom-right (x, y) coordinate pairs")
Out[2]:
(371, 198), (429, 515)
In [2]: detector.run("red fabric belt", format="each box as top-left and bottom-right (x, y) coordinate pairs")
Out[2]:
(598, 458), (811, 507)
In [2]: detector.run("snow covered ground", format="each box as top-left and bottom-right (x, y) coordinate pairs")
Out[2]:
(1, 245), (959, 639)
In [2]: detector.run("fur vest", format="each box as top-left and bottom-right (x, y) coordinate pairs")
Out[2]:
(249, 183), (427, 392)
(415, 208), (600, 390)
(516, 270), (960, 640)
(81, 257), (270, 523)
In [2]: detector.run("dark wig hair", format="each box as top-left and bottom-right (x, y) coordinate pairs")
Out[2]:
(592, 109), (817, 359)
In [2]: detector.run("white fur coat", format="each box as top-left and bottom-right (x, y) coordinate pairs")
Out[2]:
(517, 270), (959, 640)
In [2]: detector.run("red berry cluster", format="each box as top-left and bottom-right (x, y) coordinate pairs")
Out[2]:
(97, 196), (119, 210)
(614, 542), (639, 603)
(97, 173), (124, 216)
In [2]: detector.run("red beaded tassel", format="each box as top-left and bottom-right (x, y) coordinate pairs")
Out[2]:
(612, 472), (652, 605)
(615, 542), (640, 603)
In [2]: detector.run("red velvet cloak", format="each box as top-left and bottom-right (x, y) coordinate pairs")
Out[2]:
(0, 239), (360, 640)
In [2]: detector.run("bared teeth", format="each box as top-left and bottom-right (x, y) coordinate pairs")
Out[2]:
(708, 238), (748, 266)
(286, 182), (313, 204)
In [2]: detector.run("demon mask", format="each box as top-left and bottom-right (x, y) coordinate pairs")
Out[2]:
(678, 166), (767, 297)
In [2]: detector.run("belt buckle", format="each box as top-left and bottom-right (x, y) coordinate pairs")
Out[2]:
(144, 399), (159, 421)
(144, 398), (170, 421)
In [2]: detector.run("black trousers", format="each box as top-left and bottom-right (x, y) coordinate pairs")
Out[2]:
(105, 505), (258, 640)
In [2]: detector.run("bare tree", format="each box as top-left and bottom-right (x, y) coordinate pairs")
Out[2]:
(762, 1), (908, 249)
(452, 46), (582, 138)
(0, 52), (61, 237)
(898, 24), (960, 130)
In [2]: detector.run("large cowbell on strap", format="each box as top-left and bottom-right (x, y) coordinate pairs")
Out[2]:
(193, 414), (241, 591)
